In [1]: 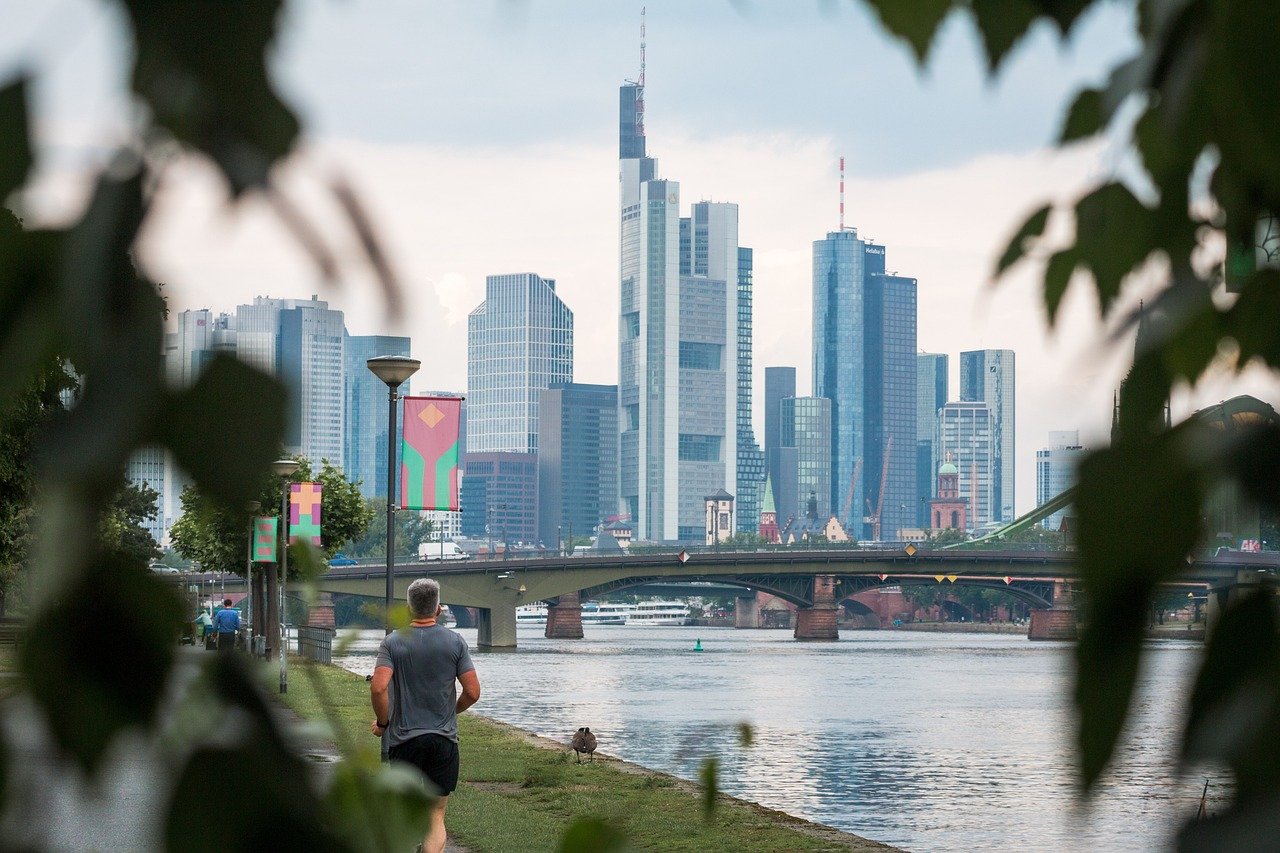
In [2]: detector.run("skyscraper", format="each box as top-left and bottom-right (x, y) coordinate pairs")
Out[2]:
(1036, 430), (1085, 530)
(781, 396), (833, 526)
(936, 401), (995, 529)
(537, 383), (618, 546)
(467, 273), (572, 454)
(278, 301), (345, 466)
(618, 77), (756, 543)
(764, 366), (798, 529)
(812, 229), (917, 539)
(960, 349), (1015, 521)
(344, 332), (412, 499)
(916, 353), (949, 527)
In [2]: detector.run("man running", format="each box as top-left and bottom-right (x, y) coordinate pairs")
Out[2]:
(370, 578), (481, 853)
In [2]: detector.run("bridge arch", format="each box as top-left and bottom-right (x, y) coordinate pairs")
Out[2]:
(577, 574), (814, 607)
(834, 577), (1056, 610)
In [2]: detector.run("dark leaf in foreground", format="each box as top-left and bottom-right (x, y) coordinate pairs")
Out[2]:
(0, 75), (32, 201)
(861, 0), (953, 63)
(19, 554), (183, 774)
(1059, 86), (1104, 142)
(559, 818), (629, 853)
(970, 0), (1039, 74)
(1179, 789), (1280, 853)
(700, 756), (720, 820)
(324, 761), (434, 852)
(995, 204), (1051, 278)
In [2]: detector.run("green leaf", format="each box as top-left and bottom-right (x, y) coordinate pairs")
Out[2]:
(1073, 435), (1204, 791)
(699, 756), (720, 820)
(0, 218), (63, 416)
(1228, 270), (1280, 370)
(1059, 87), (1104, 142)
(1072, 183), (1159, 317)
(737, 721), (755, 748)
(558, 818), (629, 853)
(1224, 422), (1280, 510)
(1043, 247), (1079, 324)
(120, 0), (299, 193)
(995, 204), (1051, 278)
(159, 353), (287, 510)
(862, 0), (954, 64)
(970, 0), (1039, 74)
(1033, 0), (1092, 34)
(325, 761), (435, 852)
(0, 75), (33, 201)
(19, 553), (184, 773)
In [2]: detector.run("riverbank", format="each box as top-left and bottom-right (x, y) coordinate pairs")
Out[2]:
(890, 621), (1026, 635)
(282, 660), (899, 852)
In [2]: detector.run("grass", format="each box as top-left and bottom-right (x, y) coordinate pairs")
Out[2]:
(281, 660), (893, 852)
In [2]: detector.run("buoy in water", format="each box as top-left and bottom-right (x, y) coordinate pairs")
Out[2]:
(693, 638), (704, 652)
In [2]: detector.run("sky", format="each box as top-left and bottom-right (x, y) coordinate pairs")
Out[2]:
(7, 0), (1279, 515)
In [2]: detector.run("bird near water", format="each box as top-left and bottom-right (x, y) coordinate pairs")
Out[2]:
(571, 727), (597, 763)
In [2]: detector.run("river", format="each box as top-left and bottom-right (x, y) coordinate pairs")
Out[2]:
(336, 625), (1213, 852)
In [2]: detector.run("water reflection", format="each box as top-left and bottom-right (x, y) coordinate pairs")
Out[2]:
(338, 626), (1209, 852)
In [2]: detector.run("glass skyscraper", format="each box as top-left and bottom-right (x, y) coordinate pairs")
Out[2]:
(764, 366), (797, 527)
(344, 332), (411, 499)
(537, 383), (619, 546)
(1036, 430), (1085, 530)
(466, 273), (572, 454)
(781, 396), (833, 525)
(937, 401), (995, 529)
(278, 301), (345, 467)
(916, 353), (949, 527)
(960, 349), (1016, 521)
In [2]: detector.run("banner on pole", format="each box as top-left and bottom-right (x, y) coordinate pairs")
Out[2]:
(290, 482), (323, 545)
(401, 396), (462, 511)
(253, 517), (278, 563)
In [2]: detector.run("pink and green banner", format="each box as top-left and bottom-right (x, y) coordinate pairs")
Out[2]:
(253, 517), (278, 563)
(290, 481), (323, 545)
(401, 396), (462, 511)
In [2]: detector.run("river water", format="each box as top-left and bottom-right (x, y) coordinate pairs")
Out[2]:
(336, 626), (1212, 852)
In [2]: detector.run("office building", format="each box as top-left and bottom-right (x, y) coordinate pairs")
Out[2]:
(763, 366), (797, 528)
(961, 349), (1015, 522)
(936, 401), (995, 529)
(459, 452), (538, 548)
(467, 273), (572, 454)
(343, 332), (412, 499)
(537, 383), (618, 546)
(781, 396), (833, 528)
(1036, 430), (1086, 530)
(916, 353), (949, 527)
(734, 247), (765, 535)
(125, 445), (168, 546)
(813, 229), (917, 539)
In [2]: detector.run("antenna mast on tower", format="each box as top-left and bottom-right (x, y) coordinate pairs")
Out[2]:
(636, 6), (646, 137)
(839, 156), (846, 231)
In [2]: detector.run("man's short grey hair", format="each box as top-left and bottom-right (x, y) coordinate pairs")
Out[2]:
(407, 578), (441, 619)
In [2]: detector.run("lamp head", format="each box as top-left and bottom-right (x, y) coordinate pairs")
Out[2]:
(366, 355), (421, 387)
(271, 458), (301, 478)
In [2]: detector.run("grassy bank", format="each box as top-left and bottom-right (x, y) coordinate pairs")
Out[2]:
(282, 660), (896, 852)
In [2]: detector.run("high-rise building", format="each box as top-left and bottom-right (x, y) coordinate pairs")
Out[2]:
(125, 445), (167, 546)
(343, 332), (411, 499)
(537, 383), (618, 546)
(916, 353), (949, 527)
(763, 366), (796, 527)
(1036, 430), (1085, 530)
(936, 401), (995, 529)
(812, 229), (917, 539)
(467, 273), (572, 455)
(278, 301), (345, 466)
(618, 78), (755, 543)
(459, 452), (538, 548)
(961, 349), (1015, 522)
(781, 396), (833, 526)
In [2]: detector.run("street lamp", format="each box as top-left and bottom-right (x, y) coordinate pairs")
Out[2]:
(271, 458), (300, 694)
(367, 355), (421, 634)
(246, 500), (260, 654)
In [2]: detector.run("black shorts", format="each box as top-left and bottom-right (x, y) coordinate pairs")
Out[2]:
(389, 733), (460, 796)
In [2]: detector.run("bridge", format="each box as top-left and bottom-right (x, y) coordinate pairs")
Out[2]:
(304, 547), (1277, 647)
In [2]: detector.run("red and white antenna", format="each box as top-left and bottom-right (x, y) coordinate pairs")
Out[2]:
(839, 156), (845, 231)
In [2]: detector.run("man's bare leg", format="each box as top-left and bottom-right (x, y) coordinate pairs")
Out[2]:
(422, 796), (448, 853)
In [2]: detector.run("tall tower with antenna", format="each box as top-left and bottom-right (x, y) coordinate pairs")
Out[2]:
(839, 156), (845, 231)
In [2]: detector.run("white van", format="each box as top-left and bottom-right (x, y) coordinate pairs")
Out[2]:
(419, 541), (469, 562)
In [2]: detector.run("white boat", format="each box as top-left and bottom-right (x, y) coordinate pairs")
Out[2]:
(516, 604), (548, 624)
(625, 600), (690, 626)
(582, 602), (635, 625)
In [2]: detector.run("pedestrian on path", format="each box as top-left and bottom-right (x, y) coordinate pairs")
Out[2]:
(211, 599), (240, 652)
(370, 578), (481, 853)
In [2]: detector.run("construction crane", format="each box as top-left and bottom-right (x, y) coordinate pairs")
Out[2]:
(861, 437), (893, 541)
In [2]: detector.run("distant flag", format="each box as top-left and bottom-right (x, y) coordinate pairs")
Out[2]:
(290, 482), (323, 546)
(401, 396), (462, 511)
(253, 517), (278, 563)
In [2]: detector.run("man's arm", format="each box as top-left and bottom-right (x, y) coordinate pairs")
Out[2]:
(370, 665), (393, 736)
(456, 669), (480, 714)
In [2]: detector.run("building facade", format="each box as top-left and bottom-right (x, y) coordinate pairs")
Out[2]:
(781, 396), (833, 528)
(1036, 430), (1085, 530)
(459, 452), (538, 548)
(278, 302), (345, 466)
(537, 383), (619, 547)
(343, 332), (412, 499)
(916, 353), (949, 527)
(467, 273), (573, 455)
(936, 401), (995, 529)
(960, 349), (1015, 522)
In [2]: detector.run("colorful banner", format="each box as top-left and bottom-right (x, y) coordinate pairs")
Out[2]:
(401, 396), (462, 511)
(290, 481), (323, 545)
(253, 517), (278, 563)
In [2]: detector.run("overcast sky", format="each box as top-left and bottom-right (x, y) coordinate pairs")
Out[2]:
(8, 0), (1278, 514)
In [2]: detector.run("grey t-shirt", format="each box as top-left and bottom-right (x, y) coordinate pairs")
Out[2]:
(375, 624), (475, 746)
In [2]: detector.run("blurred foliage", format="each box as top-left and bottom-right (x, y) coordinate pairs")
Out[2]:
(169, 458), (373, 576)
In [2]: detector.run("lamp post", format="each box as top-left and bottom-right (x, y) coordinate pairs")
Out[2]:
(246, 500), (260, 654)
(271, 458), (300, 693)
(367, 355), (421, 634)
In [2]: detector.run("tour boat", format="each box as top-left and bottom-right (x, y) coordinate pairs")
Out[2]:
(516, 604), (548, 624)
(582, 601), (635, 625)
(625, 600), (690, 626)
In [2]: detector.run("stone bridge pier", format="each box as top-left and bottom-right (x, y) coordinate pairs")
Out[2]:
(545, 592), (584, 639)
(1028, 579), (1079, 640)
(794, 575), (839, 641)
(734, 592), (760, 628)
(476, 605), (517, 649)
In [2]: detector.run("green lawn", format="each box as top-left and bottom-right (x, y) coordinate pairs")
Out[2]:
(282, 660), (894, 853)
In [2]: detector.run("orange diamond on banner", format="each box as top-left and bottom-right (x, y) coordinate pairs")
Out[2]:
(420, 402), (445, 428)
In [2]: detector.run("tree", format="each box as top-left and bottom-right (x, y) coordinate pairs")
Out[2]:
(100, 480), (163, 565)
(920, 528), (968, 548)
(169, 458), (373, 576)
(343, 499), (435, 559)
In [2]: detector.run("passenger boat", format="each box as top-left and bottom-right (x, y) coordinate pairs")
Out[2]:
(516, 604), (548, 624)
(625, 600), (690, 626)
(582, 602), (634, 625)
